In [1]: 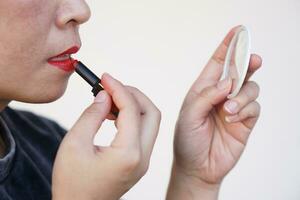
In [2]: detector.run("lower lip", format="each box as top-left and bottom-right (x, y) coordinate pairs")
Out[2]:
(47, 58), (75, 72)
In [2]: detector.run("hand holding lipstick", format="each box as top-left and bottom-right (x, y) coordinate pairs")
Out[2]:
(52, 73), (161, 200)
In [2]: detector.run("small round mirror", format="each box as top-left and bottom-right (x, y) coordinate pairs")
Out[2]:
(221, 26), (251, 99)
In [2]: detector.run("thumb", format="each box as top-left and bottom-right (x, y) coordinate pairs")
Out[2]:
(188, 78), (232, 121)
(70, 90), (112, 145)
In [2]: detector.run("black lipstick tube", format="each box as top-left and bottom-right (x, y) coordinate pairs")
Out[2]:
(74, 61), (119, 118)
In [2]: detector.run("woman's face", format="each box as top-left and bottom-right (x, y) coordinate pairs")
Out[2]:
(0, 0), (90, 104)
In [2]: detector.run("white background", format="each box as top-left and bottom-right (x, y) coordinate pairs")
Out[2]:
(11, 0), (300, 199)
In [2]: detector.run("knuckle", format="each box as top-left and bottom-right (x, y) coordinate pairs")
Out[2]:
(243, 89), (252, 100)
(242, 83), (257, 100)
(124, 89), (143, 113)
(246, 101), (260, 117)
(198, 86), (217, 104)
(200, 86), (214, 98)
(247, 81), (260, 96)
(149, 105), (161, 119)
(84, 103), (103, 115)
(248, 108), (256, 117)
(212, 54), (225, 65)
(129, 103), (142, 116)
(123, 94), (141, 114)
(140, 162), (150, 176)
(126, 86), (144, 98)
(254, 101), (261, 113)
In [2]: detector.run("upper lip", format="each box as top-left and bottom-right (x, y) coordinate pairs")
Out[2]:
(48, 46), (80, 60)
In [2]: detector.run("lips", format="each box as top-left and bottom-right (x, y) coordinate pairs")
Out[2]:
(48, 46), (80, 72)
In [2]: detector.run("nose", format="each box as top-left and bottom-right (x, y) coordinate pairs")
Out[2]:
(56, 0), (91, 28)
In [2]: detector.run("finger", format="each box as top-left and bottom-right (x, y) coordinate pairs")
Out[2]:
(70, 90), (112, 145)
(187, 78), (232, 124)
(223, 81), (259, 115)
(106, 113), (117, 121)
(101, 73), (142, 148)
(245, 54), (263, 81)
(189, 25), (241, 94)
(126, 86), (161, 159)
(225, 101), (261, 129)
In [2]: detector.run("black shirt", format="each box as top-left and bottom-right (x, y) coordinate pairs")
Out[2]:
(0, 106), (67, 200)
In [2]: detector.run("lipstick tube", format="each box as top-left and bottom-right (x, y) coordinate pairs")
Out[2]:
(73, 60), (119, 118)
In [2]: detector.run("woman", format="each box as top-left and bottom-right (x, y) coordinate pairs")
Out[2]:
(0, 0), (262, 199)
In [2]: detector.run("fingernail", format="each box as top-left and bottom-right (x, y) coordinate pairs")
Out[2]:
(225, 115), (239, 123)
(94, 91), (107, 103)
(224, 100), (238, 114)
(217, 78), (231, 90)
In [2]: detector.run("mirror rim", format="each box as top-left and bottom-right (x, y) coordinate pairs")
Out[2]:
(221, 25), (251, 99)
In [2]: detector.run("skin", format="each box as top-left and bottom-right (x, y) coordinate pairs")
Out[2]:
(0, 0), (162, 199)
(52, 74), (161, 199)
(0, 0), (262, 199)
(0, 0), (89, 107)
(0, 0), (89, 156)
(166, 26), (262, 199)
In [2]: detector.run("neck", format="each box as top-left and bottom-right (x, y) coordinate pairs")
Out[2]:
(0, 100), (11, 112)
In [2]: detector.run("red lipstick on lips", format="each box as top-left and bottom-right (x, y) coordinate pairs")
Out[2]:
(48, 46), (79, 72)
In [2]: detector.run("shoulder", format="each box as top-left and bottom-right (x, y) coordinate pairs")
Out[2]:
(2, 106), (68, 138)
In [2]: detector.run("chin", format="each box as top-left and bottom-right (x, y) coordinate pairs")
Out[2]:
(38, 84), (68, 103)
(15, 81), (68, 104)
(37, 90), (66, 103)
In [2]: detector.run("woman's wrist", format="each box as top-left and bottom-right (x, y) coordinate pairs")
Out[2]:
(52, 178), (125, 200)
(166, 162), (221, 200)
(52, 189), (122, 200)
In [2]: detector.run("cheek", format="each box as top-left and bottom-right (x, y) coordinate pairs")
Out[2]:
(0, 0), (55, 64)
(0, 0), (70, 103)
(7, 0), (53, 18)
